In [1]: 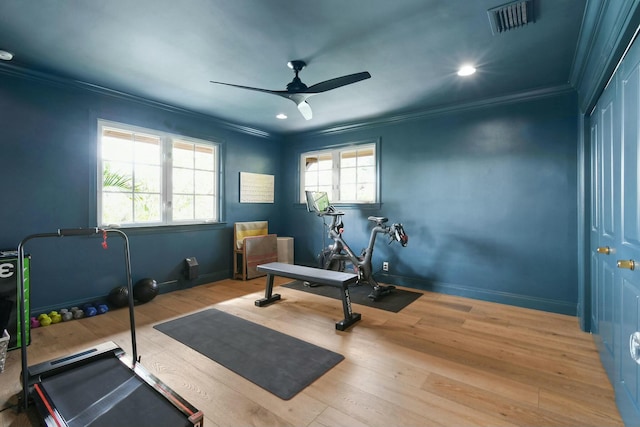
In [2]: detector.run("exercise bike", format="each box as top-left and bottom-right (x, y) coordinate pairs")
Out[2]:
(306, 191), (408, 301)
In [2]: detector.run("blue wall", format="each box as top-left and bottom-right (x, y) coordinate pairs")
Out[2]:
(0, 71), (283, 313)
(281, 92), (579, 314)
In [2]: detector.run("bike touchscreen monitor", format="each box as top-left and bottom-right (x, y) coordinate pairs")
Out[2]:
(305, 191), (331, 213)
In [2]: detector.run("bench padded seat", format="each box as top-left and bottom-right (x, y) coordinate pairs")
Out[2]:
(257, 262), (357, 287)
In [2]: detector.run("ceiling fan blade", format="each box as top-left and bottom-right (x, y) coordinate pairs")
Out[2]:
(212, 80), (313, 119)
(210, 80), (282, 96)
(211, 65), (369, 121)
(305, 71), (371, 93)
(297, 101), (313, 120)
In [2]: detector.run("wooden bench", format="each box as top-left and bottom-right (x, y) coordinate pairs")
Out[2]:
(254, 262), (361, 330)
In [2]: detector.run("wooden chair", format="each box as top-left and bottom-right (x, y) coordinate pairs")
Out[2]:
(233, 221), (278, 280)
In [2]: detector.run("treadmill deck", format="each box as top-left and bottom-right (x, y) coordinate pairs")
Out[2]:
(28, 341), (203, 427)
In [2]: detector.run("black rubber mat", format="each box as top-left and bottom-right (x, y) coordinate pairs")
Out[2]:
(281, 280), (422, 313)
(154, 308), (344, 400)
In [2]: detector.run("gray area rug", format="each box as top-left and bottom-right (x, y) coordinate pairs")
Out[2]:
(153, 308), (344, 400)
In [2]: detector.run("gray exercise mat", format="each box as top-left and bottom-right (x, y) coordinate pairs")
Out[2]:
(153, 308), (344, 400)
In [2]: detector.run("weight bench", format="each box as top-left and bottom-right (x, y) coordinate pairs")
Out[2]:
(254, 262), (361, 330)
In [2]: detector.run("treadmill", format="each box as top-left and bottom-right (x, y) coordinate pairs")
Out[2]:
(17, 228), (204, 427)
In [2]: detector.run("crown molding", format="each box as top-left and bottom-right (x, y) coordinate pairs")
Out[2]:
(570, 0), (640, 113)
(302, 83), (576, 137)
(0, 63), (273, 139)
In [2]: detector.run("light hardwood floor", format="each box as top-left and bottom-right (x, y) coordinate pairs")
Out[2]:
(0, 278), (624, 426)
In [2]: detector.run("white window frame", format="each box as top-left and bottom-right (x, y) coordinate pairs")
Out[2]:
(97, 119), (220, 227)
(299, 139), (380, 205)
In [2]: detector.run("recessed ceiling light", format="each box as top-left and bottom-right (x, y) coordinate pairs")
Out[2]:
(457, 65), (476, 76)
(276, 113), (287, 120)
(0, 50), (14, 61)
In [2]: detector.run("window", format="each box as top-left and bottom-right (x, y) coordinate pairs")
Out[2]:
(300, 140), (378, 204)
(98, 120), (219, 227)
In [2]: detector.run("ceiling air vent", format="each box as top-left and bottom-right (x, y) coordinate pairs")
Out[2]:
(487, 0), (534, 35)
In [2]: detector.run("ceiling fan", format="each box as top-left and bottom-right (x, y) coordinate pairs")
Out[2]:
(210, 60), (371, 120)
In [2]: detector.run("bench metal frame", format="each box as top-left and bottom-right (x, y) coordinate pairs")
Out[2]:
(255, 262), (361, 330)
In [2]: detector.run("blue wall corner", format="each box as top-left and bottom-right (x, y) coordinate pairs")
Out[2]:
(282, 92), (580, 314)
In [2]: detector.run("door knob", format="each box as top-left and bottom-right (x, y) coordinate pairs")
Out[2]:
(631, 332), (640, 364)
(597, 246), (611, 255)
(617, 259), (636, 270)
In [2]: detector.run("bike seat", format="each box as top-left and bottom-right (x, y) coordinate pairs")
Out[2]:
(367, 216), (388, 224)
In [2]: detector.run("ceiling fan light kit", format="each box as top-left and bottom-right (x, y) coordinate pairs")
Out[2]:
(0, 50), (14, 61)
(211, 60), (371, 120)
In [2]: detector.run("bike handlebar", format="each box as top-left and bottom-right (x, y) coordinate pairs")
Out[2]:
(325, 212), (408, 247)
(390, 223), (409, 247)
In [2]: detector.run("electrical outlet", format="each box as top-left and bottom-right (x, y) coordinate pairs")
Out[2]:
(382, 261), (389, 271)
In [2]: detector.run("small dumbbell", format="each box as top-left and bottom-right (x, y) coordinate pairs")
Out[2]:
(38, 314), (51, 326)
(60, 309), (73, 321)
(48, 311), (62, 324)
(71, 307), (84, 319)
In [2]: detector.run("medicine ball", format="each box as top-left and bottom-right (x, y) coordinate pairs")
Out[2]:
(133, 278), (159, 304)
(108, 286), (129, 308)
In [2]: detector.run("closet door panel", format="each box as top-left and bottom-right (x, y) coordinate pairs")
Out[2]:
(617, 36), (640, 422)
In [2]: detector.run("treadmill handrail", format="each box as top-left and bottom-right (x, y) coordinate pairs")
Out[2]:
(17, 228), (137, 411)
